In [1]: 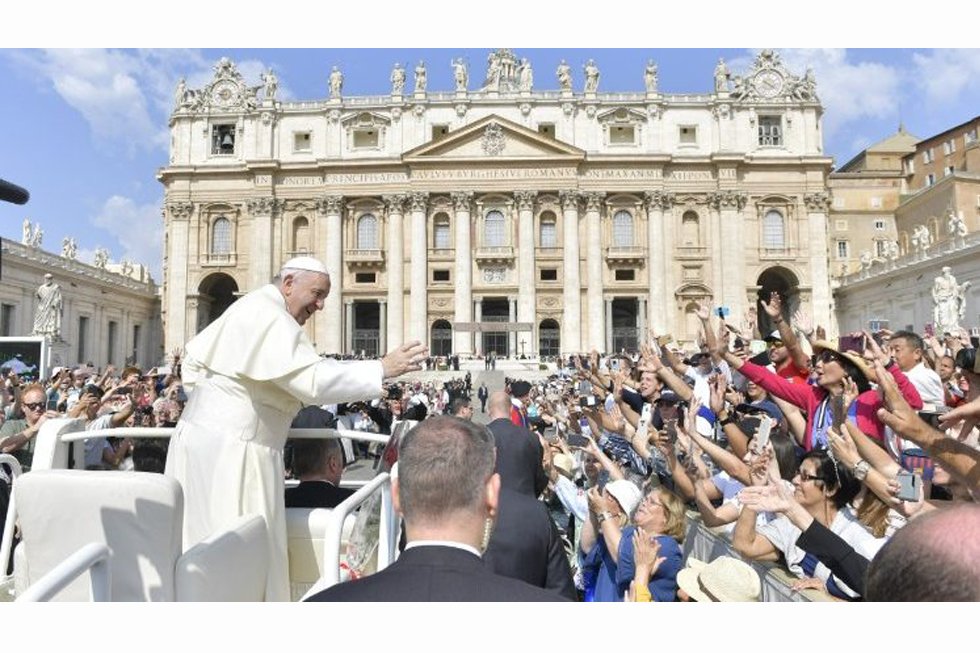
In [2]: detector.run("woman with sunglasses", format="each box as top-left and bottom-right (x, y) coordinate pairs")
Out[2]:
(716, 336), (922, 450)
(732, 450), (883, 599)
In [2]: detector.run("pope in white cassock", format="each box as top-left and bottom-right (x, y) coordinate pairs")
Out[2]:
(164, 256), (427, 601)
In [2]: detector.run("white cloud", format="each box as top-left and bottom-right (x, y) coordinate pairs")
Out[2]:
(911, 49), (980, 105)
(91, 195), (163, 280)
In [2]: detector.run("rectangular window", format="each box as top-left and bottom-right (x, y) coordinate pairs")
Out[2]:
(923, 148), (934, 164)
(610, 125), (635, 144)
(926, 173), (936, 187)
(354, 272), (376, 284)
(966, 129), (978, 145)
(353, 129), (379, 149)
(836, 241), (849, 259)
(870, 197), (882, 209)
(946, 165), (955, 176)
(211, 124), (236, 155)
(875, 240), (888, 257)
(758, 116), (782, 146)
(614, 269), (636, 281)
(679, 125), (697, 145)
(874, 220), (886, 231)
(432, 270), (450, 283)
(433, 222), (451, 249)
(78, 316), (89, 363)
(905, 158), (915, 174)
(0, 304), (14, 337)
(293, 132), (311, 152)
(431, 125), (449, 140)
(540, 268), (558, 281)
(107, 321), (118, 364)
(539, 221), (557, 248)
(537, 124), (555, 138)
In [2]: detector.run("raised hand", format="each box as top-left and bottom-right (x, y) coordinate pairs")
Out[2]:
(760, 291), (782, 319)
(381, 341), (428, 378)
(695, 301), (711, 322)
(793, 308), (814, 338)
(827, 427), (860, 469)
(708, 373), (727, 415)
(738, 482), (794, 513)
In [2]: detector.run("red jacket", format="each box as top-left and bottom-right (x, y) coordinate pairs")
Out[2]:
(738, 361), (923, 451)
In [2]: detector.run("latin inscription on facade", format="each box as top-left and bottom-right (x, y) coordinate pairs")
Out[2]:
(323, 172), (410, 185)
(582, 169), (664, 180)
(668, 170), (714, 181)
(412, 168), (577, 181)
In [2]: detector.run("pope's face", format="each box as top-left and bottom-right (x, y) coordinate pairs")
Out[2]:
(282, 271), (330, 325)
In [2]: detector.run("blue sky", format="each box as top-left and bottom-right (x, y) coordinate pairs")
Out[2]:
(2, 47), (979, 282)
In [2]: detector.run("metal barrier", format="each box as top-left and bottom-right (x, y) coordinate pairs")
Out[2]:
(16, 542), (111, 602)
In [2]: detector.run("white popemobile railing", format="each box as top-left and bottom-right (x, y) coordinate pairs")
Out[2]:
(1, 419), (397, 602)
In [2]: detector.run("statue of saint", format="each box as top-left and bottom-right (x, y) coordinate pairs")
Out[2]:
(644, 60), (658, 93)
(329, 66), (344, 99)
(452, 58), (468, 92)
(556, 60), (572, 91)
(859, 250), (873, 270)
(886, 240), (900, 260)
(714, 58), (730, 92)
(174, 77), (187, 109)
(414, 61), (427, 93)
(583, 59), (600, 93)
(93, 248), (109, 269)
(912, 224), (932, 254)
(62, 236), (72, 258)
(29, 224), (43, 248)
(390, 63), (406, 95)
(518, 58), (533, 92)
(261, 69), (278, 101)
(32, 273), (63, 339)
(22, 218), (31, 245)
(932, 266), (971, 335)
(946, 208), (968, 238)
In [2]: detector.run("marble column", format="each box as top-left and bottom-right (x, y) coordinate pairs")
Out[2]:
(718, 192), (747, 321)
(473, 299), (482, 356)
(508, 296), (517, 357)
(452, 191), (474, 355)
(584, 192), (605, 352)
(378, 299), (387, 354)
(559, 190), (581, 353)
(383, 195), (405, 351)
(637, 297), (647, 347)
(707, 194), (724, 310)
(805, 193), (833, 331)
(643, 191), (672, 334)
(514, 190), (537, 355)
(316, 195), (344, 354)
(345, 299), (354, 354)
(246, 196), (278, 291)
(409, 191), (429, 345)
(604, 299), (613, 354)
(164, 202), (193, 352)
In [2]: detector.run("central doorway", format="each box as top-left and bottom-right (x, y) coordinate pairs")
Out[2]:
(611, 298), (639, 353)
(481, 297), (509, 357)
(352, 302), (380, 357)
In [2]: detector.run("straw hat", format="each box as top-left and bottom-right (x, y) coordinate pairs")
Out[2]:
(810, 340), (872, 380)
(551, 453), (575, 480)
(676, 556), (761, 602)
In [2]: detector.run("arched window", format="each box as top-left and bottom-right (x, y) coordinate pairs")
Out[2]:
(433, 213), (450, 249)
(357, 214), (378, 249)
(292, 216), (310, 253)
(762, 210), (785, 249)
(612, 210), (634, 247)
(682, 211), (700, 246)
(539, 211), (557, 248)
(484, 210), (505, 247)
(211, 216), (232, 255)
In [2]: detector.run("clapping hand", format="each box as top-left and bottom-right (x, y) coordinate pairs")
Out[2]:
(632, 529), (665, 576)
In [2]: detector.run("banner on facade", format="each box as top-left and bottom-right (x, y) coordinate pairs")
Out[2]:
(452, 322), (534, 332)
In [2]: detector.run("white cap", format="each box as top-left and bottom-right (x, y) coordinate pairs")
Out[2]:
(280, 256), (329, 276)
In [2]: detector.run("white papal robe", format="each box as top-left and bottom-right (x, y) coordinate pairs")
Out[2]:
(164, 284), (383, 601)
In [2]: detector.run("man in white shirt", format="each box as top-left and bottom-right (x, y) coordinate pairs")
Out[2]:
(165, 257), (426, 601)
(888, 330), (945, 406)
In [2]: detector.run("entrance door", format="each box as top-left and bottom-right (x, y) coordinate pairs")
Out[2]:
(481, 297), (509, 357)
(430, 319), (453, 357)
(352, 302), (380, 357)
(611, 298), (639, 353)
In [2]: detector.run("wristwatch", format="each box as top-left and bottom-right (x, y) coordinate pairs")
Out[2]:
(597, 511), (612, 524)
(852, 459), (870, 481)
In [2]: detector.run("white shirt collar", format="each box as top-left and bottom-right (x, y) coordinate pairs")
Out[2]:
(405, 540), (481, 558)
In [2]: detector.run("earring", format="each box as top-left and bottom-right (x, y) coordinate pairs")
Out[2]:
(480, 516), (494, 553)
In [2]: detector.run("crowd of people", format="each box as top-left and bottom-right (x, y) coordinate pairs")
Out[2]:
(3, 277), (979, 602)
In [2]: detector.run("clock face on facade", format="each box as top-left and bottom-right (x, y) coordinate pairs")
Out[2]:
(211, 80), (238, 106)
(753, 70), (783, 98)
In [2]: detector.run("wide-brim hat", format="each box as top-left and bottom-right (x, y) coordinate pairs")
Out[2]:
(604, 480), (642, 517)
(552, 453), (575, 480)
(811, 340), (872, 381)
(676, 556), (761, 602)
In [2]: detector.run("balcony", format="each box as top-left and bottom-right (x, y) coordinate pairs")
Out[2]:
(604, 246), (646, 264)
(202, 252), (237, 268)
(345, 248), (385, 268)
(475, 246), (515, 264)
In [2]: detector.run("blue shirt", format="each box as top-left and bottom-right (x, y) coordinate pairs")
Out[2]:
(581, 526), (683, 602)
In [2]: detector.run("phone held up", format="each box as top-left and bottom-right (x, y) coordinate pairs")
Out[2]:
(895, 469), (921, 503)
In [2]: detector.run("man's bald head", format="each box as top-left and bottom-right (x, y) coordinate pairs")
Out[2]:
(866, 503), (980, 601)
(488, 391), (513, 419)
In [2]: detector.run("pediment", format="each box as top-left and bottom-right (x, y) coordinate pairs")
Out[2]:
(596, 107), (647, 124)
(403, 114), (585, 162)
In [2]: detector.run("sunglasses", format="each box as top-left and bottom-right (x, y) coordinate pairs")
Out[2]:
(23, 401), (46, 411)
(814, 350), (840, 364)
(768, 340), (784, 348)
(796, 471), (827, 484)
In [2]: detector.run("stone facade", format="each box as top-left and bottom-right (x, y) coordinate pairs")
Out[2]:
(0, 238), (162, 369)
(159, 50), (833, 356)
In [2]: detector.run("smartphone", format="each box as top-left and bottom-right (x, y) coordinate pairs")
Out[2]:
(579, 395), (597, 408)
(567, 433), (590, 448)
(923, 323), (935, 338)
(838, 335), (866, 354)
(664, 418), (678, 444)
(610, 358), (620, 373)
(635, 402), (653, 442)
(830, 394), (846, 430)
(754, 415), (772, 452)
(895, 470), (921, 502)
(657, 334), (674, 347)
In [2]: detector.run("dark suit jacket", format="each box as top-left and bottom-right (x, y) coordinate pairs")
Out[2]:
(285, 480), (355, 509)
(487, 418), (547, 498)
(305, 545), (569, 602)
(483, 487), (576, 600)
